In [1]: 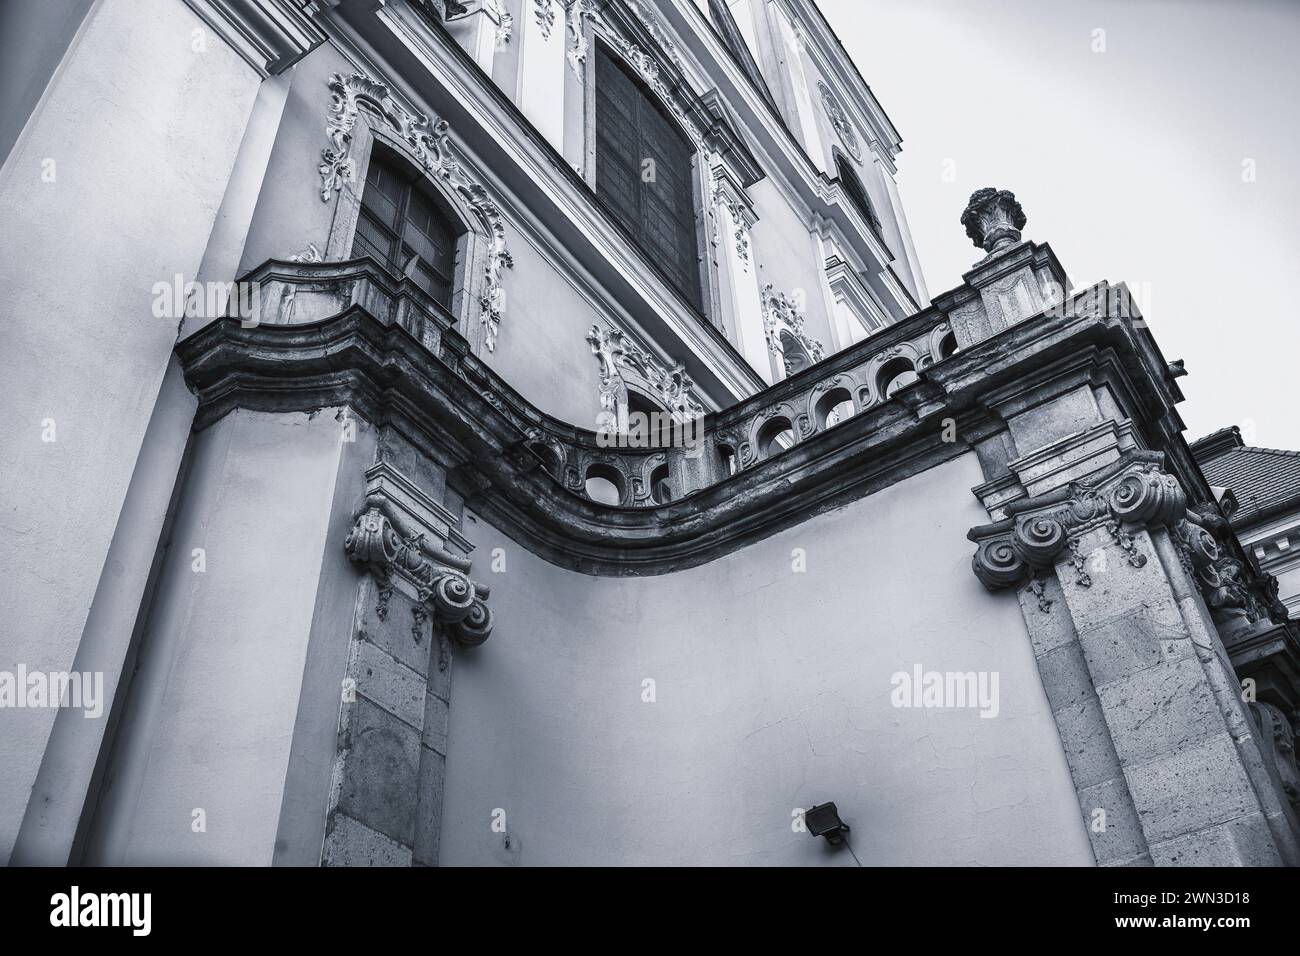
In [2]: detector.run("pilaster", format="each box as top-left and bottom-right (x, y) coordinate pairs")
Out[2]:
(970, 452), (1300, 865)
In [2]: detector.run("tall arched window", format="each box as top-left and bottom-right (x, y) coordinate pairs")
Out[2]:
(352, 147), (461, 308)
(834, 154), (884, 242)
(595, 45), (703, 313)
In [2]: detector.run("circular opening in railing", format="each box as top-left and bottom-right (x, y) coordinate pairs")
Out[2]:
(937, 330), (958, 360)
(650, 464), (672, 504)
(815, 386), (855, 429)
(584, 463), (625, 506)
(757, 417), (796, 458)
(878, 357), (918, 399)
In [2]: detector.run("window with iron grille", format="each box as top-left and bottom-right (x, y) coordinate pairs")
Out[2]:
(352, 147), (461, 308)
(595, 45), (704, 314)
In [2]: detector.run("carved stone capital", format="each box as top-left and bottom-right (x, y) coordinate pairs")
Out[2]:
(968, 452), (1187, 590)
(345, 497), (493, 645)
(960, 187), (1027, 255)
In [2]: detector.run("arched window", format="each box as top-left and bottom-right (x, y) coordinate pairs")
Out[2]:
(834, 154), (884, 241)
(595, 44), (703, 313)
(352, 147), (461, 307)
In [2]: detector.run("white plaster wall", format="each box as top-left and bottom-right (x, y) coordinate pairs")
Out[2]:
(442, 453), (1094, 865)
(0, 0), (260, 862)
(82, 408), (349, 866)
(748, 178), (838, 352)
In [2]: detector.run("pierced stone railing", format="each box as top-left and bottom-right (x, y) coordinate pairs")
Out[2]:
(231, 257), (959, 510)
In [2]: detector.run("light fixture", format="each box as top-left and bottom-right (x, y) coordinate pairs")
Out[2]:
(804, 802), (850, 846)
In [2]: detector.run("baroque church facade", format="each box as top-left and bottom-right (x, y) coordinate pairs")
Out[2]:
(1, 0), (1297, 866)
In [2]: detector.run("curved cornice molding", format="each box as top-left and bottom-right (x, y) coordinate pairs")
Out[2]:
(178, 259), (1201, 575)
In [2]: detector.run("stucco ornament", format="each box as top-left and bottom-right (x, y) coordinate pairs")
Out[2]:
(534, 0), (556, 38)
(345, 499), (493, 645)
(960, 187), (1027, 255)
(968, 452), (1187, 591)
(587, 324), (703, 422)
(761, 284), (825, 377)
(318, 71), (514, 350)
(818, 81), (862, 163)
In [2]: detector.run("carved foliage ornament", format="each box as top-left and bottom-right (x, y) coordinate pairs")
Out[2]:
(587, 324), (704, 421)
(534, 0), (556, 38)
(761, 284), (825, 377)
(968, 454), (1186, 591)
(319, 72), (514, 350)
(345, 501), (493, 646)
(818, 82), (862, 163)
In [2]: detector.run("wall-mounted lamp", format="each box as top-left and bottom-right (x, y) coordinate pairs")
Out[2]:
(804, 802), (850, 846)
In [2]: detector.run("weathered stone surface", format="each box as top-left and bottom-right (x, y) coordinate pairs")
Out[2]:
(1078, 775), (1149, 865)
(423, 692), (450, 757)
(412, 746), (447, 867)
(1074, 598), (1188, 691)
(1036, 641), (1094, 714)
(336, 697), (423, 847)
(1053, 697), (1123, 791)
(1096, 656), (1222, 766)
(359, 583), (430, 678)
(322, 813), (412, 867)
(1124, 735), (1262, 846)
(1148, 813), (1280, 867)
(355, 637), (427, 731)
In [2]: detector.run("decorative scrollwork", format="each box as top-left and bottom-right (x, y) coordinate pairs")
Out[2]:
(968, 452), (1188, 591)
(345, 500), (493, 646)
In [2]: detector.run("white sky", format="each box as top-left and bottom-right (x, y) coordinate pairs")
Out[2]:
(819, 0), (1300, 450)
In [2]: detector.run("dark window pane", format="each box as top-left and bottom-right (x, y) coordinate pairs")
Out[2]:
(595, 45), (702, 312)
(352, 148), (462, 309)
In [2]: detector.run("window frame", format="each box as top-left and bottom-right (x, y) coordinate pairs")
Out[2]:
(351, 145), (462, 308)
(584, 37), (719, 330)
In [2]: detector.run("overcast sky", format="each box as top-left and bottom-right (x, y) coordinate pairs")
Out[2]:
(820, 0), (1300, 450)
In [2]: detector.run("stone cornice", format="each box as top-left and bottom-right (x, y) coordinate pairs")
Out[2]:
(178, 257), (1213, 575)
(184, 0), (329, 76)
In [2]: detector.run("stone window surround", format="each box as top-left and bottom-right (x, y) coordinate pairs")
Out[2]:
(320, 72), (511, 355)
(573, 5), (727, 334)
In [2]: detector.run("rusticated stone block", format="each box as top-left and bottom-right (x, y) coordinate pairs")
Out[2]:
(1123, 734), (1260, 845)
(427, 629), (453, 702)
(1148, 812), (1281, 866)
(1096, 656), (1222, 766)
(1054, 697), (1123, 791)
(359, 580), (429, 678)
(322, 812), (412, 867)
(1074, 598), (1189, 690)
(412, 746), (447, 867)
(336, 697), (422, 847)
(423, 692), (450, 756)
(1078, 775), (1148, 865)
(355, 637), (426, 731)
(1036, 640), (1094, 714)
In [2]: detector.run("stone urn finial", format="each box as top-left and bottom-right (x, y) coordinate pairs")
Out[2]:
(960, 187), (1027, 255)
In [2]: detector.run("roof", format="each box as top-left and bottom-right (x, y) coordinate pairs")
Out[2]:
(1191, 426), (1300, 525)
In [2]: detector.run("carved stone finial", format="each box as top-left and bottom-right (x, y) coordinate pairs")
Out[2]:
(960, 187), (1027, 255)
